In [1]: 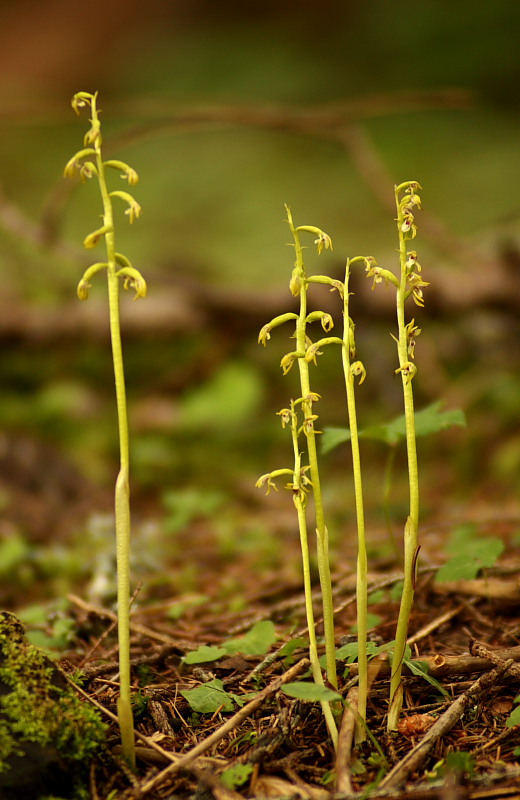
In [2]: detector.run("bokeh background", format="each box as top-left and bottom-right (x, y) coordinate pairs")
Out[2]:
(0, 0), (519, 610)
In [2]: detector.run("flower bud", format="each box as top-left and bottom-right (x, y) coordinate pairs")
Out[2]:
(83, 225), (112, 249)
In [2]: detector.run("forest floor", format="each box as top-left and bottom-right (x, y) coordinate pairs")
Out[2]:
(2, 434), (520, 799)
(34, 499), (520, 799)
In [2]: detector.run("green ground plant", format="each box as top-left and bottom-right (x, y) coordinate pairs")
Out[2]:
(64, 91), (146, 767)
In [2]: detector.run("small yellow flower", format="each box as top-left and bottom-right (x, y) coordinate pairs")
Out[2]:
(314, 231), (333, 255)
(276, 408), (292, 428)
(350, 361), (366, 385)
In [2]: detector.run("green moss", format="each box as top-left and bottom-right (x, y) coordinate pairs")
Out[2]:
(0, 611), (106, 780)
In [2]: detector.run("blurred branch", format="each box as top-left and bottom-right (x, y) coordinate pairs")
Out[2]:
(27, 88), (476, 248)
(107, 88), (475, 146)
(0, 88), (474, 128)
(3, 88), (520, 343)
(338, 123), (493, 270)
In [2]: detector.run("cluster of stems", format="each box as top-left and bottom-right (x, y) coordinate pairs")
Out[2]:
(257, 207), (339, 745)
(64, 91), (147, 768)
(258, 184), (426, 740)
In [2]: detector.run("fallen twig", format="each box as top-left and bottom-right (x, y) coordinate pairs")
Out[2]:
(470, 640), (520, 679)
(335, 687), (358, 794)
(347, 643), (520, 680)
(378, 659), (515, 790)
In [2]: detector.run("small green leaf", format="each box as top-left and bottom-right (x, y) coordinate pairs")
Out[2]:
(321, 769), (337, 785)
(390, 581), (404, 602)
(220, 764), (254, 789)
(405, 659), (449, 696)
(223, 620), (276, 656)
(179, 362), (263, 431)
(333, 640), (382, 664)
(184, 621), (276, 665)
(282, 682), (342, 702)
(506, 699), (520, 728)
(184, 645), (228, 664)
(278, 636), (307, 665)
(351, 612), (381, 632)
(435, 537), (504, 582)
(322, 402), (466, 453)
(0, 535), (29, 575)
(445, 751), (475, 775)
(445, 523), (478, 552)
(181, 679), (235, 713)
(321, 426), (350, 453)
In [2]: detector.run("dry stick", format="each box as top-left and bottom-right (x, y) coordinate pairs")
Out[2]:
(378, 659), (515, 791)
(336, 607), (463, 792)
(136, 657), (310, 798)
(70, 679), (185, 766)
(406, 603), (465, 646)
(68, 593), (186, 646)
(347, 643), (520, 681)
(335, 687), (358, 795)
(335, 656), (387, 794)
(470, 640), (520, 679)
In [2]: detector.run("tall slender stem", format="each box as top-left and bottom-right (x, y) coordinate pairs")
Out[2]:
(91, 95), (135, 766)
(288, 214), (337, 690)
(387, 183), (421, 732)
(341, 259), (368, 739)
(289, 405), (338, 748)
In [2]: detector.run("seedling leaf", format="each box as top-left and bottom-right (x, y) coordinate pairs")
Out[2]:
(333, 640), (382, 664)
(322, 402), (466, 453)
(321, 426), (351, 453)
(507, 698), (520, 728)
(220, 764), (254, 789)
(405, 659), (449, 696)
(278, 636), (308, 665)
(181, 679), (236, 712)
(222, 620), (276, 656)
(282, 682), (342, 702)
(184, 645), (228, 664)
(435, 537), (504, 582)
(183, 621), (276, 664)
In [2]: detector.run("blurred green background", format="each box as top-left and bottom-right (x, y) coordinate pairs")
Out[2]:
(0, 0), (519, 607)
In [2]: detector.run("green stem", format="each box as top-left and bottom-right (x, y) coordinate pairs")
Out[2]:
(387, 185), (420, 732)
(288, 215), (337, 691)
(341, 259), (368, 740)
(92, 96), (135, 767)
(290, 408), (338, 748)
(382, 445), (400, 561)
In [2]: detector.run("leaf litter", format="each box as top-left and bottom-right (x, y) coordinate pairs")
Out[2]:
(31, 507), (520, 800)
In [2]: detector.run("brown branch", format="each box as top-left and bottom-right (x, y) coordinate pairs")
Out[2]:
(347, 643), (520, 681)
(103, 89), (474, 152)
(378, 659), (515, 790)
(470, 640), (520, 679)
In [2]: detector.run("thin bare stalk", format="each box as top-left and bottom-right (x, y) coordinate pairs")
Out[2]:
(387, 181), (425, 731)
(341, 257), (369, 739)
(65, 91), (146, 767)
